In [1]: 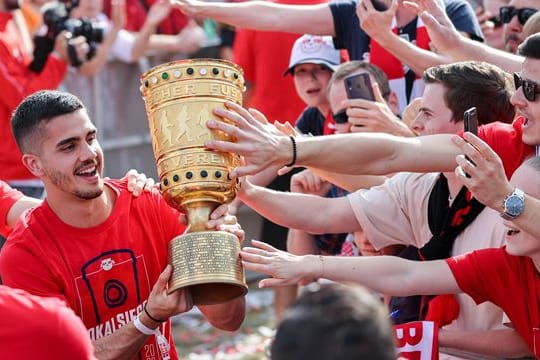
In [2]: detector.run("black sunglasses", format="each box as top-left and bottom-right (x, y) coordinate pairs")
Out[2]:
(499, 6), (538, 25)
(332, 110), (348, 124)
(514, 73), (540, 102)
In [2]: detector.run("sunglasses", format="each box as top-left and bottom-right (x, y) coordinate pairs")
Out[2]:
(332, 110), (348, 124)
(499, 6), (537, 25)
(514, 73), (540, 102)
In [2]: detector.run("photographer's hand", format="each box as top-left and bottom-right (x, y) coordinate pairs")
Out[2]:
(53, 31), (89, 64)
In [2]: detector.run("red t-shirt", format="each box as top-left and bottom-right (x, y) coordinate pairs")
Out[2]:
(0, 180), (23, 237)
(0, 285), (96, 359)
(0, 179), (185, 360)
(447, 247), (540, 358)
(233, 0), (327, 125)
(477, 117), (535, 179)
(0, 13), (67, 181)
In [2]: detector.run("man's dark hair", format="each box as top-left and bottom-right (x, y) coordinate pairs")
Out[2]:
(11, 90), (84, 153)
(271, 283), (396, 360)
(330, 60), (392, 100)
(423, 61), (515, 125)
(518, 33), (540, 60)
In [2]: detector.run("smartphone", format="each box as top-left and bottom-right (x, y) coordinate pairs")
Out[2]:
(463, 107), (478, 177)
(344, 73), (375, 101)
(464, 107), (478, 136)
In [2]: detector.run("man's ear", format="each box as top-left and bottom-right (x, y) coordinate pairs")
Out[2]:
(22, 154), (44, 177)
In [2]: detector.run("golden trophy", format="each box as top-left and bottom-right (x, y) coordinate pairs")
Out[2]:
(140, 59), (247, 305)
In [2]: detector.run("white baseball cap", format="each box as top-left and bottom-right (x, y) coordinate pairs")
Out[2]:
(284, 35), (340, 76)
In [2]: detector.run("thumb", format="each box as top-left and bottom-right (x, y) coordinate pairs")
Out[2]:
(155, 265), (173, 291)
(372, 82), (385, 103)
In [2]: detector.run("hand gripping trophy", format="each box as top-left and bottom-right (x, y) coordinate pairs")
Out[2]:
(140, 59), (247, 305)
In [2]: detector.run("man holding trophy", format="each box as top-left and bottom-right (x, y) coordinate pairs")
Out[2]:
(0, 78), (246, 359)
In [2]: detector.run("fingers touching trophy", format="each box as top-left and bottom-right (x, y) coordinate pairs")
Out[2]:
(140, 59), (247, 305)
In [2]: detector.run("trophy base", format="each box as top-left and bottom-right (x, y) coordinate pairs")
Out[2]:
(168, 230), (248, 305)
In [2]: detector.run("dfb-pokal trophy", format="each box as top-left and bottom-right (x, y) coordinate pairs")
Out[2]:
(140, 59), (247, 305)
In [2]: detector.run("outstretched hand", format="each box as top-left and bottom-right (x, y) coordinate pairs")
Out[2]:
(403, 0), (462, 54)
(205, 101), (292, 178)
(241, 240), (318, 288)
(357, 0), (398, 43)
(452, 133), (513, 212)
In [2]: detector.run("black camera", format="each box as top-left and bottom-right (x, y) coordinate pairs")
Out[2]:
(30, 0), (106, 73)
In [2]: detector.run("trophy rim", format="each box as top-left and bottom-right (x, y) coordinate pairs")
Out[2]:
(140, 58), (245, 83)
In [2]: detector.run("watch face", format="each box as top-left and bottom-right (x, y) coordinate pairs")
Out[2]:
(506, 195), (524, 216)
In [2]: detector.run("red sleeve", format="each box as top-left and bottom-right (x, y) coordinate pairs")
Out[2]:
(476, 118), (535, 179)
(233, 29), (256, 83)
(0, 181), (23, 237)
(446, 247), (509, 305)
(0, 45), (67, 110)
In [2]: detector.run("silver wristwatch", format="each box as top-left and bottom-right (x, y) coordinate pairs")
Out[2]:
(501, 187), (525, 220)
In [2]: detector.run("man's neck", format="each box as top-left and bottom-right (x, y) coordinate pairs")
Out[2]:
(46, 185), (116, 228)
(444, 172), (463, 203)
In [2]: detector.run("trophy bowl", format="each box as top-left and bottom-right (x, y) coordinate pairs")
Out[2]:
(140, 58), (247, 305)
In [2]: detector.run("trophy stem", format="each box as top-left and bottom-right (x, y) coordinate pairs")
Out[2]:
(184, 201), (218, 233)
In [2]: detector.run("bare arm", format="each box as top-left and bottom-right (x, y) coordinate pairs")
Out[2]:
(239, 180), (361, 234)
(241, 241), (461, 296)
(206, 101), (459, 177)
(407, 0), (523, 73)
(6, 197), (40, 228)
(439, 328), (533, 358)
(310, 169), (386, 192)
(77, 0), (124, 76)
(198, 296), (246, 331)
(172, 0), (335, 35)
(357, 0), (451, 76)
(130, 0), (174, 61)
(93, 265), (193, 359)
(145, 20), (205, 56)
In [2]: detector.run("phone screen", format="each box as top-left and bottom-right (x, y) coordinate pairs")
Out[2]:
(464, 107), (478, 136)
(344, 73), (375, 101)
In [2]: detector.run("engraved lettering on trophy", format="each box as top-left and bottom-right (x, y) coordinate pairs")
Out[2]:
(208, 84), (240, 99)
(162, 87), (171, 101)
(176, 105), (193, 142)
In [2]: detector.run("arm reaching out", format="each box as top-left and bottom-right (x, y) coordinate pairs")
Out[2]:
(404, 0), (523, 72)
(172, 0), (334, 35)
(206, 101), (459, 178)
(241, 240), (461, 295)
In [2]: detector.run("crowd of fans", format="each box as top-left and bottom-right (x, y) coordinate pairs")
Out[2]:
(1, 0), (540, 358)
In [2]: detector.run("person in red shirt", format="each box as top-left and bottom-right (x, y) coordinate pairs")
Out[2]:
(0, 285), (97, 360)
(0, 90), (246, 360)
(239, 151), (540, 358)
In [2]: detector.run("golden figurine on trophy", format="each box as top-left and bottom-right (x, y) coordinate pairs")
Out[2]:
(140, 59), (247, 305)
